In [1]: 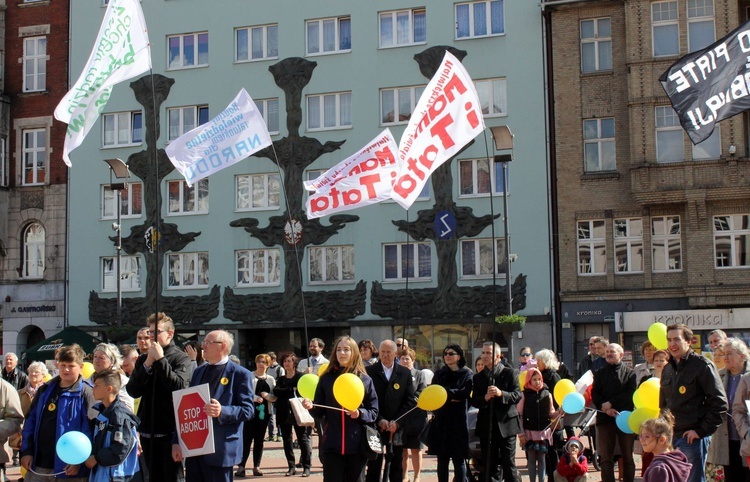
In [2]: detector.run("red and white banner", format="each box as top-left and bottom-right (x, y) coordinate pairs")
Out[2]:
(304, 129), (400, 219)
(391, 51), (485, 209)
(173, 384), (215, 458)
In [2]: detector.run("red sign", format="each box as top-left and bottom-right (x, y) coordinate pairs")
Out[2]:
(173, 384), (215, 457)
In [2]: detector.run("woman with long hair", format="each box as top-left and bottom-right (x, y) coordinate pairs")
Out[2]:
(273, 353), (313, 477)
(237, 354), (277, 477)
(426, 344), (473, 482)
(302, 336), (378, 482)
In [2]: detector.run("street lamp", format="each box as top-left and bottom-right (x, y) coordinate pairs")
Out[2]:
(490, 124), (514, 334)
(104, 158), (130, 327)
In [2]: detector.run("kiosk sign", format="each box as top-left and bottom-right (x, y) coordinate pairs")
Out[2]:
(173, 384), (215, 457)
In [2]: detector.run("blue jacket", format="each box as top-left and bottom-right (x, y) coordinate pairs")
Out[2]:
(90, 397), (142, 482)
(21, 376), (93, 478)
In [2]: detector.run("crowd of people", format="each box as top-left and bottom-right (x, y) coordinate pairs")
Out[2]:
(1, 318), (748, 482)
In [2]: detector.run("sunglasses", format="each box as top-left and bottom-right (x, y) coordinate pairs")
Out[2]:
(520, 353), (532, 357)
(444, 352), (458, 356)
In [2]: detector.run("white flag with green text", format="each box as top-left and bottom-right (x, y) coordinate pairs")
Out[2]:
(54, 0), (151, 166)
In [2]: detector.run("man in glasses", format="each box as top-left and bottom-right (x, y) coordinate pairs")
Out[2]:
(127, 312), (191, 482)
(579, 336), (605, 377)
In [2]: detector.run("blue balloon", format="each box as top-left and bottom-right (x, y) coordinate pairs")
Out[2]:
(56, 431), (92, 465)
(616, 410), (635, 434)
(562, 392), (585, 414)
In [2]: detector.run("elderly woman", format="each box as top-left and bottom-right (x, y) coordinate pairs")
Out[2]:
(88, 343), (134, 418)
(634, 341), (656, 385)
(358, 339), (378, 366)
(708, 338), (750, 481)
(535, 349), (566, 477)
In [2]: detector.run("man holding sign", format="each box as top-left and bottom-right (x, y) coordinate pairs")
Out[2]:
(172, 330), (254, 482)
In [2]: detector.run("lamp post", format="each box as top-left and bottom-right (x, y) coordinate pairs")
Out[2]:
(104, 158), (130, 327)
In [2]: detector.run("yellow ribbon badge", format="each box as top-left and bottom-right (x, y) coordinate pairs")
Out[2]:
(394, 383), (400, 390)
(679, 385), (686, 394)
(48, 402), (56, 412)
(221, 377), (229, 386)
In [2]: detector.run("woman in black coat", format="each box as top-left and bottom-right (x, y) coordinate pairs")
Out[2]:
(273, 353), (313, 477)
(426, 343), (473, 482)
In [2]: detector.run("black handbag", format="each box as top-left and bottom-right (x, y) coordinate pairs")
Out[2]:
(361, 424), (382, 461)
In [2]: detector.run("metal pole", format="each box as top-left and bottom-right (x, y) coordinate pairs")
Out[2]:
(116, 188), (123, 327)
(502, 161), (514, 361)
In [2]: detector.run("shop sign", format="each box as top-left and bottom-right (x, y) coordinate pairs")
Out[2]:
(619, 309), (733, 332)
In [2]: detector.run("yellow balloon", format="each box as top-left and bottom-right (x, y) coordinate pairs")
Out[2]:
(81, 362), (95, 379)
(627, 407), (660, 434)
(553, 379), (576, 406)
(43, 374), (52, 382)
(333, 373), (365, 411)
(518, 370), (527, 389)
(417, 385), (448, 411)
(20, 467), (26, 477)
(648, 323), (668, 350)
(633, 389), (644, 409)
(639, 378), (661, 410)
(317, 363), (329, 375)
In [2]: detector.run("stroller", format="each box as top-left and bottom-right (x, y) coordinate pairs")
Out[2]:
(562, 408), (600, 470)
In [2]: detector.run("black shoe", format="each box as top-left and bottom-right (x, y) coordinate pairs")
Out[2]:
(234, 468), (246, 478)
(286, 466), (296, 477)
(253, 468), (263, 477)
(302, 468), (311, 477)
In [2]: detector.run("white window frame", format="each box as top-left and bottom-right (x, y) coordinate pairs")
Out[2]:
(306, 92), (352, 131)
(21, 128), (47, 186)
(0, 138), (7, 187)
(577, 220), (606, 275)
(168, 105), (209, 142)
(236, 173), (281, 211)
(475, 78), (507, 117)
(714, 214), (750, 268)
(583, 117), (616, 172)
(652, 215), (682, 272)
(655, 106), (684, 163)
(236, 249), (281, 287)
(305, 16), (351, 56)
(254, 98), (280, 135)
(167, 32), (209, 70)
(383, 242), (432, 282)
(455, 0), (505, 39)
(580, 18), (613, 73)
(101, 255), (142, 292)
(102, 182), (143, 220)
(167, 179), (209, 215)
(458, 158), (506, 197)
(102, 111), (143, 147)
(23, 36), (46, 92)
(378, 8), (427, 48)
(380, 86), (425, 126)
(235, 24), (278, 62)
(167, 252), (210, 289)
(652, 1), (679, 57)
(614, 218), (644, 273)
(22, 222), (45, 279)
(688, 0), (715, 53)
(692, 125), (721, 160)
(460, 238), (507, 279)
(308, 245), (355, 284)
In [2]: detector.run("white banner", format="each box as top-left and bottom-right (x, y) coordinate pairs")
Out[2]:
(54, 0), (151, 166)
(166, 89), (272, 186)
(391, 51), (485, 209)
(304, 129), (399, 218)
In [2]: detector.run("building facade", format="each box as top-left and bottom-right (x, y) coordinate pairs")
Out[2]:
(0, 0), (70, 356)
(64, 0), (553, 368)
(547, 0), (750, 371)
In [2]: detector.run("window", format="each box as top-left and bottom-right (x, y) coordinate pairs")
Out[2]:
(584, 118), (616, 172)
(581, 18), (612, 73)
(23, 37), (46, 92)
(168, 179), (209, 214)
(168, 105), (209, 141)
(383, 243), (431, 281)
(456, 0), (504, 39)
(306, 17), (351, 55)
(578, 220), (606, 275)
(688, 0), (714, 52)
(236, 173), (280, 210)
(22, 129), (46, 186)
(459, 158), (506, 196)
(652, 1), (679, 57)
(103, 111), (142, 147)
(692, 125), (720, 160)
(254, 98), (280, 134)
(307, 92), (352, 130)
(652, 216), (682, 271)
(309, 245), (354, 283)
(22, 223), (44, 279)
(102, 182), (143, 219)
(236, 249), (281, 286)
(460, 238), (506, 278)
(168, 252), (209, 288)
(101, 256), (141, 292)
(655, 106), (684, 163)
(614, 218), (644, 273)
(236, 24), (278, 62)
(0, 138), (7, 187)
(380, 86), (425, 125)
(168, 32), (209, 70)
(379, 9), (426, 48)
(714, 215), (750, 268)
(475, 78), (507, 117)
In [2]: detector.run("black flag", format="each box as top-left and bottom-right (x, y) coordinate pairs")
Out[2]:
(660, 19), (750, 144)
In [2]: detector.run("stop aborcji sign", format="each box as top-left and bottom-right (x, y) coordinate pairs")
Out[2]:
(173, 384), (215, 457)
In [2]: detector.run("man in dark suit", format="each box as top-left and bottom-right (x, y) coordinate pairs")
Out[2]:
(172, 330), (254, 482)
(471, 342), (522, 482)
(365, 340), (417, 482)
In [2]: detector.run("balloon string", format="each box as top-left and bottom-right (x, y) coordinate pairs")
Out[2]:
(313, 403), (347, 412)
(27, 468), (67, 477)
(393, 406), (419, 423)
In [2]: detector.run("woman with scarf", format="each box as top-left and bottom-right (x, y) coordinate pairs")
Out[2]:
(236, 353), (277, 477)
(273, 353), (312, 477)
